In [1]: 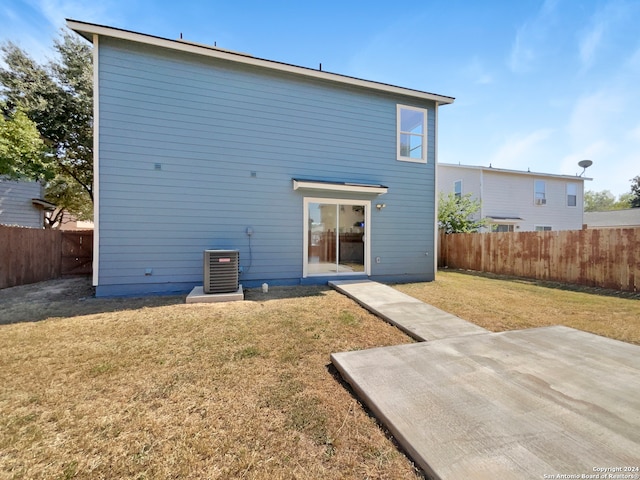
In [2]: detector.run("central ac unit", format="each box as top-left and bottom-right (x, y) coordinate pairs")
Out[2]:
(204, 249), (239, 294)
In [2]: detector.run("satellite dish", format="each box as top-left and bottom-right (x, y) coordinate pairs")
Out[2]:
(578, 159), (593, 169)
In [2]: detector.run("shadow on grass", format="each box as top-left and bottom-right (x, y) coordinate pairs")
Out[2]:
(442, 268), (640, 300)
(0, 277), (333, 325)
(325, 362), (426, 479)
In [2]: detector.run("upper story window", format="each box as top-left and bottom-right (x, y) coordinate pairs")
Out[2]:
(567, 183), (577, 207)
(397, 105), (427, 163)
(534, 180), (546, 205)
(454, 180), (462, 199)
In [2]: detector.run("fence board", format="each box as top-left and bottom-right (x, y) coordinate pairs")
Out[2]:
(439, 228), (640, 292)
(0, 226), (93, 289)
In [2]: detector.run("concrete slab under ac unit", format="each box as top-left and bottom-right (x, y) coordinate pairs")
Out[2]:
(186, 285), (244, 303)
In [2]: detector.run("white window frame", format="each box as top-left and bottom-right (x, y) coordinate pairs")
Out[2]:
(397, 104), (428, 163)
(534, 180), (546, 205)
(492, 224), (515, 233)
(303, 197), (371, 278)
(535, 225), (553, 231)
(566, 183), (577, 207)
(454, 180), (462, 198)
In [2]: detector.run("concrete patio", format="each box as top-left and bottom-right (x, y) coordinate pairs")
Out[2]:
(330, 280), (640, 479)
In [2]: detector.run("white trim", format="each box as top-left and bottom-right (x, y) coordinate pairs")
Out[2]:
(293, 179), (387, 195)
(487, 218), (522, 224)
(566, 182), (578, 208)
(396, 104), (428, 163)
(534, 179), (546, 205)
(439, 162), (592, 182)
(303, 197), (371, 278)
(92, 34), (100, 287)
(453, 179), (463, 197)
(66, 19), (455, 105)
(433, 103), (439, 276)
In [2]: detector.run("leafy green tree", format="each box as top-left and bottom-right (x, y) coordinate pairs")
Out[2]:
(584, 190), (632, 211)
(0, 32), (93, 223)
(438, 192), (486, 233)
(630, 176), (640, 208)
(0, 108), (51, 179)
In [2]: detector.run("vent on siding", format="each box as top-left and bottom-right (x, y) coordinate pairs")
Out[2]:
(203, 250), (239, 294)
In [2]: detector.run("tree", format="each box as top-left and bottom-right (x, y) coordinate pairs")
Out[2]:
(438, 192), (486, 233)
(0, 108), (51, 180)
(630, 176), (640, 208)
(584, 190), (631, 212)
(0, 32), (93, 224)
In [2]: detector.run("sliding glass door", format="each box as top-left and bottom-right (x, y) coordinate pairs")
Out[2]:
(304, 198), (370, 276)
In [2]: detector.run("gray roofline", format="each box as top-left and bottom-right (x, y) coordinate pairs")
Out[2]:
(66, 19), (455, 105)
(438, 162), (592, 182)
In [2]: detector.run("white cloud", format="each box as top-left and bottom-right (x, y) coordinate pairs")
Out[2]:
(464, 57), (493, 85)
(567, 90), (624, 145)
(578, 1), (635, 71)
(626, 45), (640, 70)
(508, 29), (536, 74)
(507, 0), (559, 73)
(490, 129), (554, 167)
(578, 23), (604, 68)
(628, 124), (640, 142)
(24, 0), (116, 30)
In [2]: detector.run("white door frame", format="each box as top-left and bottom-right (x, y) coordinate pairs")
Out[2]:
(303, 197), (371, 278)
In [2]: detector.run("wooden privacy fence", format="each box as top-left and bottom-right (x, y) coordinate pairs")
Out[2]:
(0, 225), (93, 289)
(439, 228), (640, 292)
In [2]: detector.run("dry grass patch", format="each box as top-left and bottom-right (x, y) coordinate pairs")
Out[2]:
(0, 281), (421, 480)
(395, 270), (640, 345)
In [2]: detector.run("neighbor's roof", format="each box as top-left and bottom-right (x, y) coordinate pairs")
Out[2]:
(584, 209), (640, 228)
(438, 162), (592, 181)
(66, 19), (455, 105)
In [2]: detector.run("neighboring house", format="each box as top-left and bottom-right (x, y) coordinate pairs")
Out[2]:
(584, 209), (640, 229)
(59, 214), (94, 231)
(0, 177), (54, 228)
(438, 163), (590, 232)
(68, 20), (454, 297)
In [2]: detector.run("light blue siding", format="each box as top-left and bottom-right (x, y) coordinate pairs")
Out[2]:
(0, 178), (43, 228)
(96, 38), (438, 296)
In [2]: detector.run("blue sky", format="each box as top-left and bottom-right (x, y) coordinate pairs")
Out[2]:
(2, 0), (639, 196)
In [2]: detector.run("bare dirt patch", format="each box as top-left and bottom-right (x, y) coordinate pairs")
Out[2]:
(0, 277), (181, 325)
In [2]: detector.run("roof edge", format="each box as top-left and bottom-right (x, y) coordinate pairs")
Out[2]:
(439, 162), (592, 181)
(66, 19), (455, 105)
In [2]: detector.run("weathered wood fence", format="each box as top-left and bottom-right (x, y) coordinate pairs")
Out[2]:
(439, 228), (640, 292)
(0, 225), (93, 289)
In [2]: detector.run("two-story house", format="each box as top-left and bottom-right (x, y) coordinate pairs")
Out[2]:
(438, 163), (590, 232)
(0, 177), (54, 228)
(68, 20), (454, 297)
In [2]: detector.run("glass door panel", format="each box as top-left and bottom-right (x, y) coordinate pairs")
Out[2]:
(307, 202), (365, 275)
(338, 205), (364, 272)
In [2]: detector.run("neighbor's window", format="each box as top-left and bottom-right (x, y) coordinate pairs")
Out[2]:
(454, 180), (462, 199)
(567, 183), (577, 207)
(397, 105), (427, 163)
(534, 180), (546, 205)
(535, 225), (552, 231)
(492, 224), (514, 232)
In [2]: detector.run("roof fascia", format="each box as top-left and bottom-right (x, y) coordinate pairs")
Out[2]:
(439, 163), (592, 182)
(66, 19), (455, 105)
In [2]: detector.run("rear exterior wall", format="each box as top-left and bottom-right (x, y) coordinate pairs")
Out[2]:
(96, 37), (438, 296)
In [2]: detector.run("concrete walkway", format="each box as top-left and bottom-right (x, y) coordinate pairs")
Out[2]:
(329, 280), (640, 479)
(328, 280), (487, 341)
